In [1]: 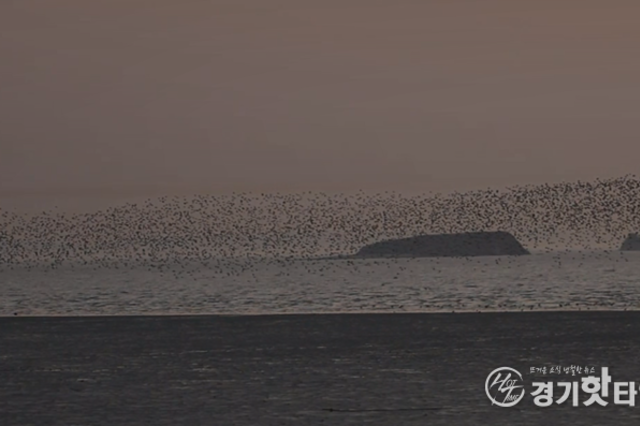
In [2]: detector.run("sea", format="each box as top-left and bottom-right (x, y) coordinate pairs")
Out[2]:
(2, 250), (639, 317)
(4, 191), (640, 425)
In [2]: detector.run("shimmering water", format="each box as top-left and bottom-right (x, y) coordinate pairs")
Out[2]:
(2, 251), (639, 316)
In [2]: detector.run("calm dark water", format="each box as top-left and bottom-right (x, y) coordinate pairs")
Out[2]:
(2, 312), (640, 425)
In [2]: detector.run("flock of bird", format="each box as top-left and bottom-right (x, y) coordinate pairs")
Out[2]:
(2, 175), (640, 314)
(0, 176), (640, 312)
(1, 175), (640, 275)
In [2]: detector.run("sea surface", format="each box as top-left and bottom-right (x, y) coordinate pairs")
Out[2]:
(2, 250), (640, 316)
(4, 312), (640, 426)
(4, 252), (640, 425)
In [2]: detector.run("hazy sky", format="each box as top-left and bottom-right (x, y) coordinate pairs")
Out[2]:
(2, 0), (640, 199)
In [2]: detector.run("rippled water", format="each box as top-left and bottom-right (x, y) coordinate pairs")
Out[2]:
(1, 251), (640, 316)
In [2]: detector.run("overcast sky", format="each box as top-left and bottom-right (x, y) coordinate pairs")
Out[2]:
(2, 0), (640, 203)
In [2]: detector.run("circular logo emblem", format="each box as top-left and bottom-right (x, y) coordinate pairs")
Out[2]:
(485, 367), (525, 407)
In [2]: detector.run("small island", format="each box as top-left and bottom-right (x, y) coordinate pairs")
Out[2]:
(353, 231), (529, 258)
(620, 233), (640, 251)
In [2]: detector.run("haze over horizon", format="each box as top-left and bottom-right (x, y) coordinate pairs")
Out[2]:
(3, 0), (640, 207)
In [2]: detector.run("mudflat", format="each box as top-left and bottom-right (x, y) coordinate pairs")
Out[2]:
(2, 312), (640, 425)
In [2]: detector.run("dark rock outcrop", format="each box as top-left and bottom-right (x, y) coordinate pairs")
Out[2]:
(354, 231), (529, 258)
(620, 233), (640, 251)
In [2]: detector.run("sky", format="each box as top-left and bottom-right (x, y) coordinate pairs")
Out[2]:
(2, 0), (640, 206)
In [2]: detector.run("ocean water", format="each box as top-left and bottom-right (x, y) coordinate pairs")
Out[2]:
(2, 250), (639, 316)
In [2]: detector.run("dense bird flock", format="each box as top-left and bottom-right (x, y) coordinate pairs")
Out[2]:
(1, 176), (640, 273)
